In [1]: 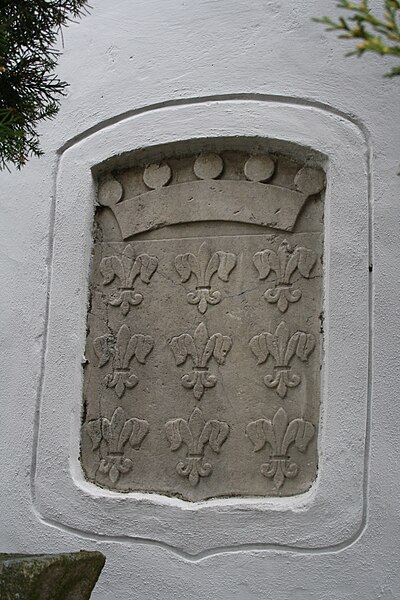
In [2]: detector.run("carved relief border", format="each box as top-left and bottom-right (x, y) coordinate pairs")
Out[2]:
(34, 97), (370, 556)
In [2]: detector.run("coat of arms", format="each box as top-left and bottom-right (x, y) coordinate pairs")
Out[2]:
(81, 147), (324, 501)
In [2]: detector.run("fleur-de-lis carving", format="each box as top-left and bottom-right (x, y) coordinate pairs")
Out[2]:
(93, 324), (153, 398)
(100, 244), (158, 315)
(249, 321), (315, 399)
(86, 407), (149, 484)
(246, 407), (314, 489)
(175, 242), (237, 314)
(253, 240), (317, 312)
(169, 322), (232, 400)
(165, 407), (229, 486)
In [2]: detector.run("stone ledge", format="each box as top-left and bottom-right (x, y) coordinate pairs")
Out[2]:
(0, 551), (105, 600)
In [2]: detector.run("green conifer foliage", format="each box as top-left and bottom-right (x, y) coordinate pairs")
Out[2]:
(314, 1), (400, 77)
(0, 1), (88, 170)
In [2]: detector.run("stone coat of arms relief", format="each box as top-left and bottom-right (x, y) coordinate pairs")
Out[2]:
(81, 147), (325, 501)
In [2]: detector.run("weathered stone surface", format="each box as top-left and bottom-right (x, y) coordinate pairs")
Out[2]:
(0, 551), (105, 600)
(81, 146), (325, 501)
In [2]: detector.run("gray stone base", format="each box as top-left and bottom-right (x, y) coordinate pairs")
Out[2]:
(0, 551), (105, 600)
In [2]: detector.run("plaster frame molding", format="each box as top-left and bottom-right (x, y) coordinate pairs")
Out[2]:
(33, 97), (370, 557)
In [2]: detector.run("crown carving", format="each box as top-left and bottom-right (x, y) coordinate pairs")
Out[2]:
(97, 152), (325, 239)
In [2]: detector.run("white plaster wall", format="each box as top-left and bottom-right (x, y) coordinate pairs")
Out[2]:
(1, 1), (399, 598)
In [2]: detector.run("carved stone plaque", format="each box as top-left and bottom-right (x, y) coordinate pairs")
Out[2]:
(81, 146), (325, 501)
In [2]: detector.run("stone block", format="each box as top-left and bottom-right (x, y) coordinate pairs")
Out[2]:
(0, 551), (105, 600)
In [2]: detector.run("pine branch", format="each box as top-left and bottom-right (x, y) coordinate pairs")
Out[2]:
(0, 0), (90, 170)
(313, 0), (400, 76)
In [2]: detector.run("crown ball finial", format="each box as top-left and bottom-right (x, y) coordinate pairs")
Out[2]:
(98, 178), (123, 207)
(194, 153), (224, 180)
(244, 155), (275, 183)
(295, 167), (326, 196)
(143, 162), (172, 189)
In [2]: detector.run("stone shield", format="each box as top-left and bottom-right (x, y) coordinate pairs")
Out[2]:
(80, 147), (324, 502)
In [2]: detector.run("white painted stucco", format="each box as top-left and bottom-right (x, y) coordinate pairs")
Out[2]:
(1, 1), (399, 598)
